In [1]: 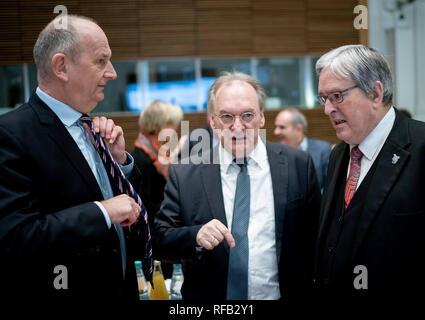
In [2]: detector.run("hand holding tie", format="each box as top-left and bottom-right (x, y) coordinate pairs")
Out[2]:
(100, 194), (141, 227)
(91, 116), (127, 164)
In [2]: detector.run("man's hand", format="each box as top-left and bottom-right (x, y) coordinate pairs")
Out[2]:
(196, 219), (235, 250)
(92, 116), (127, 164)
(100, 194), (140, 227)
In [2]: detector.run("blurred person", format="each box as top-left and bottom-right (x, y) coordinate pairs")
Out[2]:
(154, 71), (321, 300)
(314, 44), (425, 303)
(0, 15), (150, 300)
(274, 107), (332, 190)
(130, 100), (183, 278)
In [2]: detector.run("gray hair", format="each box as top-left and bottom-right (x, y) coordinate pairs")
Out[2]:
(207, 71), (267, 114)
(33, 15), (96, 82)
(315, 44), (393, 106)
(281, 107), (307, 135)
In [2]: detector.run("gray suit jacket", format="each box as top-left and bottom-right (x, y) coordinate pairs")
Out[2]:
(154, 141), (321, 301)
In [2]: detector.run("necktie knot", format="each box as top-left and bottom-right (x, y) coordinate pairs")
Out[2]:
(351, 146), (363, 162)
(234, 157), (248, 171)
(80, 114), (92, 125)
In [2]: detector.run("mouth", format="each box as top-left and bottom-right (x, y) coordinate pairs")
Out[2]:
(334, 119), (347, 126)
(232, 136), (246, 143)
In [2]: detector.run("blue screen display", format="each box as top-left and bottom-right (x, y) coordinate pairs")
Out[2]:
(126, 77), (216, 113)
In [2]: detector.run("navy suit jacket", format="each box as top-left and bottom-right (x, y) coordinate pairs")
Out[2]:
(0, 94), (139, 300)
(306, 138), (332, 190)
(154, 141), (321, 301)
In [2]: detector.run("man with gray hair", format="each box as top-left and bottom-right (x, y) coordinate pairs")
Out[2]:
(154, 71), (321, 300)
(314, 44), (425, 302)
(0, 15), (147, 300)
(274, 107), (332, 190)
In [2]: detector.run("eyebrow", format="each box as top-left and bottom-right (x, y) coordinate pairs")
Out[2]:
(219, 108), (255, 114)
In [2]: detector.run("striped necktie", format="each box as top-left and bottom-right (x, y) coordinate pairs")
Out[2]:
(344, 146), (363, 210)
(80, 114), (153, 283)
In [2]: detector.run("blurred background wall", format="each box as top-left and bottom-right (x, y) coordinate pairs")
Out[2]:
(1, 0), (422, 150)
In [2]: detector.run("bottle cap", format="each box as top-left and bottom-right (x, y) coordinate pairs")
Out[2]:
(135, 260), (142, 269)
(173, 264), (182, 268)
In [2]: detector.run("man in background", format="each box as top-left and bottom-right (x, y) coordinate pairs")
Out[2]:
(274, 107), (332, 190)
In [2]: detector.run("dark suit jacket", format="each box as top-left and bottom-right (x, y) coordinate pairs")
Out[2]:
(315, 109), (425, 301)
(306, 138), (332, 191)
(130, 146), (174, 278)
(154, 141), (321, 301)
(131, 147), (166, 228)
(0, 94), (138, 300)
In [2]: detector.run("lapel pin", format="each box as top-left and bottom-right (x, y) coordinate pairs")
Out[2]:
(392, 154), (400, 164)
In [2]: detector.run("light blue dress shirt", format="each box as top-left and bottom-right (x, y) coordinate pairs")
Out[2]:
(36, 87), (133, 275)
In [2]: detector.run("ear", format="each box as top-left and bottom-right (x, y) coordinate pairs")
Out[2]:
(295, 123), (303, 134)
(259, 112), (265, 128)
(370, 81), (384, 105)
(51, 53), (69, 82)
(209, 113), (217, 130)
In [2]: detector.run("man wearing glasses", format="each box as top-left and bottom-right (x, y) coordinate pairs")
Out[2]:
(314, 45), (425, 303)
(154, 71), (321, 300)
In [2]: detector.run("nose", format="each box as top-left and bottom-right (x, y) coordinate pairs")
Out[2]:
(104, 61), (117, 80)
(324, 98), (337, 116)
(231, 115), (245, 130)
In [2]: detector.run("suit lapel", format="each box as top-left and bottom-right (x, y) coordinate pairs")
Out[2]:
(350, 111), (410, 261)
(30, 94), (104, 199)
(317, 143), (348, 244)
(266, 142), (288, 263)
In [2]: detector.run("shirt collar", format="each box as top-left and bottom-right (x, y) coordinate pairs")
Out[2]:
(299, 136), (308, 152)
(36, 87), (83, 128)
(219, 137), (268, 173)
(352, 106), (395, 160)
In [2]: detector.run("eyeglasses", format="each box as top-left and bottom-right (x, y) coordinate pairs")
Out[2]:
(213, 112), (256, 125)
(317, 85), (358, 106)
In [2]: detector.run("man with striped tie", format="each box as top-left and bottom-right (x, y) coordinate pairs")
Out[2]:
(0, 15), (149, 300)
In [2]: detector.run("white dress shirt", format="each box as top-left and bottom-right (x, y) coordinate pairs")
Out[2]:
(219, 138), (280, 300)
(348, 106), (395, 189)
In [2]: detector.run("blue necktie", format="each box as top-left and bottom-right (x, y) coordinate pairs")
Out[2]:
(80, 115), (153, 284)
(227, 158), (250, 300)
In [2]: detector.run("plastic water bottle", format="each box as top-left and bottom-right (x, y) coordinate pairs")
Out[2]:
(170, 264), (184, 300)
(149, 260), (170, 300)
(134, 260), (149, 300)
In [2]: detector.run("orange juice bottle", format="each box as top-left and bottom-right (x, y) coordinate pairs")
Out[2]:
(149, 260), (169, 300)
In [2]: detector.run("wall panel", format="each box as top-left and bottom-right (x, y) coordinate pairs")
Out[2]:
(0, 0), (363, 64)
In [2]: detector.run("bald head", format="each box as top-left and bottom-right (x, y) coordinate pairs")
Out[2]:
(33, 15), (98, 83)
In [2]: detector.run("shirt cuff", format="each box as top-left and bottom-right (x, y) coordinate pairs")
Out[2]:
(120, 152), (134, 179)
(94, 201), (112, 229)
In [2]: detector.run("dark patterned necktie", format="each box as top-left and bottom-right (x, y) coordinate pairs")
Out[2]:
(227, 157), (250, 300)
(80, 114), (153, 283)
(344, 146), (363, 210)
